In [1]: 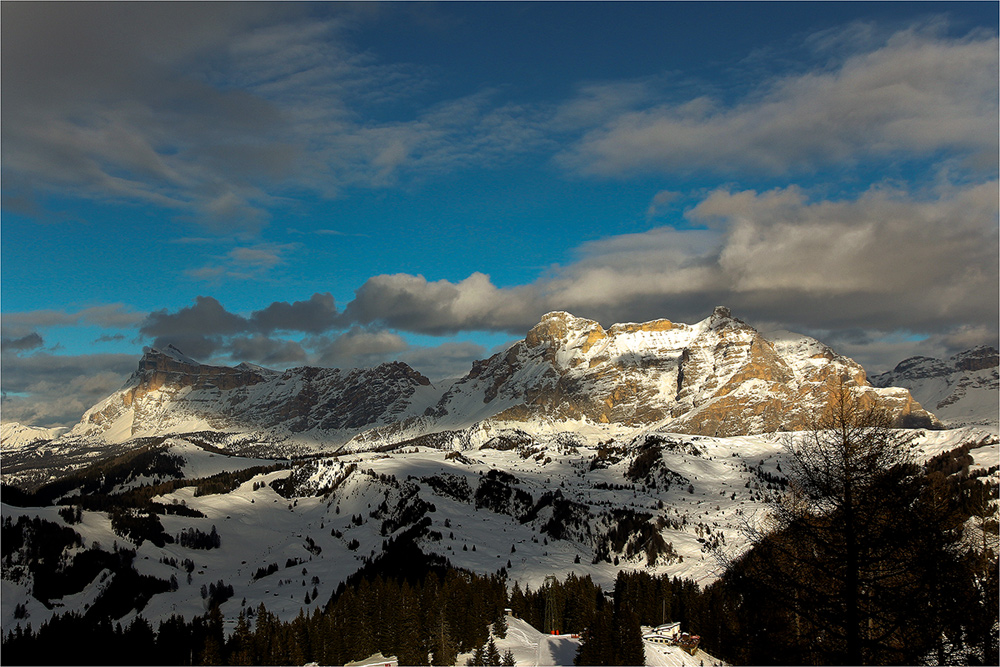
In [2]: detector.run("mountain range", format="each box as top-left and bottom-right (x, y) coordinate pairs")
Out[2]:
(871, 345), (999, 429)
(2, 307), (968, 484)
(1, 307), (997, 652)
(22, 309), (942, 442)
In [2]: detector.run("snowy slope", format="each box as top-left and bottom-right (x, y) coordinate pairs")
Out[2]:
(460, 614), (725, 667)
(3, 425), (994, 636)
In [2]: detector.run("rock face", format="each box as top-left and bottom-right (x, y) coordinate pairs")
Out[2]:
(54, 307), (939, 453)
(430, 307), (937, 436)
(871, 346), (998, 429)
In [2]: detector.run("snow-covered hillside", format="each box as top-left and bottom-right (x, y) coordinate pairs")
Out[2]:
(3, 424), (995, 637)
(461, 613), (725, 666)
(0, 422), (66, 450)
(870, 346), (998, 431)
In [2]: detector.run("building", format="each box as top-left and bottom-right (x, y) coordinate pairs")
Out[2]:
(642, 621), (682, 644)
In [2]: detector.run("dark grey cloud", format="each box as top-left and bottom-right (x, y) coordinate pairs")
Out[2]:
(343, 272), (544, 335)
(225, 335), (308, 367)
(139, 293), (342, 345)
(135, 293), (345, 364)
(0, 305), (144, 339)
(94, 334), (127, 344)
(1, 2), (297, 233)
(1, 3), (550, 230)
(0, 351), (137, 427)
(141, 296), (249, 340)
(250, 293), (341, 335)
(399, 341), (488, 382)
(313, 327), (409, 370)
(1, 332), (44, 353)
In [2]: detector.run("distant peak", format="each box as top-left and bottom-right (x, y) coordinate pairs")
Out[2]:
(526, 311), (603, 348)
(140, 345), (202, 369)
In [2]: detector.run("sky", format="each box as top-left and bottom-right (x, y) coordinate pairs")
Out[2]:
(1, 1), (998, 428)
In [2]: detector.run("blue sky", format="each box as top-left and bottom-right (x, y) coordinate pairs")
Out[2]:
(2, 2), (997, 427)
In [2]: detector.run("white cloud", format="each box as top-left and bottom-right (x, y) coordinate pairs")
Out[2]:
(185, 243), (300, 281)
(559, 25), (998, 176)
(335, 179), (998, 357)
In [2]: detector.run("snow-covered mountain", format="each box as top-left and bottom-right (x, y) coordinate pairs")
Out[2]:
(0, 422), (67, 450)
(1, 309), (993, 651)
(65, 344), (441, 451)
(425, 307), (935, 437)
(3, 308), (938, 473)
(870, 345), (998, 430)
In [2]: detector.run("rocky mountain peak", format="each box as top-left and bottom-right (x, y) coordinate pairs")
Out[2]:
(432, 307), (937, 436)
(524, 311), (604, 349)
(138, 345), (202, 372)
(56, 307), (948, 451)
(887, 355), (952, 380)
(131, 347), (270, 394)
(705, 305), (747, 331)
(870, 345), (998, 429)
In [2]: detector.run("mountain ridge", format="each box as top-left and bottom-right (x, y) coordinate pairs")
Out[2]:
(1, 308), (945, 468)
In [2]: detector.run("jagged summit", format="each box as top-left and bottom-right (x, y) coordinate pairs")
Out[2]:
(953, 345), (999, 372)
(67, 350), (436, 447)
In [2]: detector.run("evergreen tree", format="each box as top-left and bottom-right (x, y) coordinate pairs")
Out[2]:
(228, 611), (255, 665)
(484, 636), (502, 665)
(465, 644), (484, 666)
(613, 607), (645, 666)
(493, 608), (508, 639)
(430, 611), (458, 666)
(575, 604), (614, 665)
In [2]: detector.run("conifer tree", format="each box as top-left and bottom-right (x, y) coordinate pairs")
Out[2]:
(738, 379), (969, 664)
(431, 611), (458, 666)
(613, 607), (645, 666)
(493, 608), (508, 639)
(485, 636), (502, 665)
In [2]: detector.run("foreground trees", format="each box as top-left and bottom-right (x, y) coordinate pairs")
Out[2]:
(732, 379), (995, 664)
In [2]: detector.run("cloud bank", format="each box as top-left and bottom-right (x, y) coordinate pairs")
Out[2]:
(559, 24), (998, 176)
